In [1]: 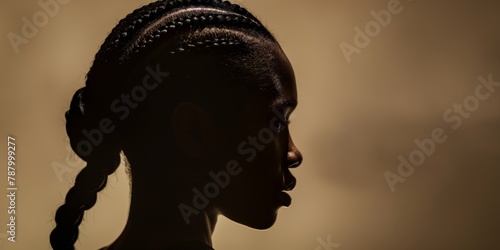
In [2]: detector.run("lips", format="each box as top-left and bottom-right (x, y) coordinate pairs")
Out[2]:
(283, 178), (296, 191)
(278, 191), (292, 207)
(279, 177), (296, 207)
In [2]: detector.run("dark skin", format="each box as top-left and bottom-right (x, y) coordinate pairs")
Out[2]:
(103, 44), (302, 250)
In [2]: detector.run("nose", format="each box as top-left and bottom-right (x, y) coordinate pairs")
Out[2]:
(287, 136), (302, 169)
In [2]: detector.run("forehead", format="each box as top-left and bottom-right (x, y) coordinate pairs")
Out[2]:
(267, 47), (298, 111)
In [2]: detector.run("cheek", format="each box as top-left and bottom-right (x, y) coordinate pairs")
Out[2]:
(219, 110), (288, 193)
(234, 135), (286, 192)
(253, 136), (284, 172)
(214, 131), (287, 219)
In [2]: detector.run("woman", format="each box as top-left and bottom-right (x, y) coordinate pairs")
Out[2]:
(50, 0), (303, 249)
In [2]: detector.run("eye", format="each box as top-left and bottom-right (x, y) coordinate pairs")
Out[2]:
(270, 106), (293, 133)
(277, 118), (291, 133)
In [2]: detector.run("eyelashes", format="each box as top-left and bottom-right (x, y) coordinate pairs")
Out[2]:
(270, 107), (294, 133)
(276, 118), (291, 133)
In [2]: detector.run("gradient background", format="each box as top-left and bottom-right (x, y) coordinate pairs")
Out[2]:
(1, 0), (500, 249)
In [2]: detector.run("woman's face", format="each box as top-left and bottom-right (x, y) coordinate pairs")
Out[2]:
(212, 48), (303, 229)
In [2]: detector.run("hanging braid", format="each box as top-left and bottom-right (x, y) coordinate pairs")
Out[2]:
(51, 0), (278, 249)
(51, 89), (122, 250)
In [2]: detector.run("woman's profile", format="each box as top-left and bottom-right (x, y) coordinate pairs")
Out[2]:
(50, 0), (303, 249)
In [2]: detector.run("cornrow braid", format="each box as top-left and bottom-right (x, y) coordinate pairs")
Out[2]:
(51, 0), (279, 249)
(83, 0), (274, 117)
(87, 0), (272, 86)
(123, 10), (263, 59)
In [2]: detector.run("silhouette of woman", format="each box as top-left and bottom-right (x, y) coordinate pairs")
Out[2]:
(50, 0), (302, 249)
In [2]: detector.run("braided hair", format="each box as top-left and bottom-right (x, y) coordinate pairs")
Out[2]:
(50, 0), (282, 249)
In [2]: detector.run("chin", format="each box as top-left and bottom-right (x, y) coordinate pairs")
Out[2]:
(232, 208), (279, 230)
(248, 219), (277, 230)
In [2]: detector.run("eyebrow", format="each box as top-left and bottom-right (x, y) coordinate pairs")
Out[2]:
(273, 99), (298, 112)
(278, 99), (298, 108)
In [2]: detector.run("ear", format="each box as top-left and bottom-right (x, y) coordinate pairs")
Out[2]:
(170, 102), (214, 159)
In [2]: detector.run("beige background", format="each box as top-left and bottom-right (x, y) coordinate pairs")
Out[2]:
(1, 0), (500, 249)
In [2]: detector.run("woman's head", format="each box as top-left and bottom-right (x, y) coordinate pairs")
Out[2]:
(51, 0), (302, 249)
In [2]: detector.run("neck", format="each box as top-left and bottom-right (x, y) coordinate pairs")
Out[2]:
(106, 179), (217, 250)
